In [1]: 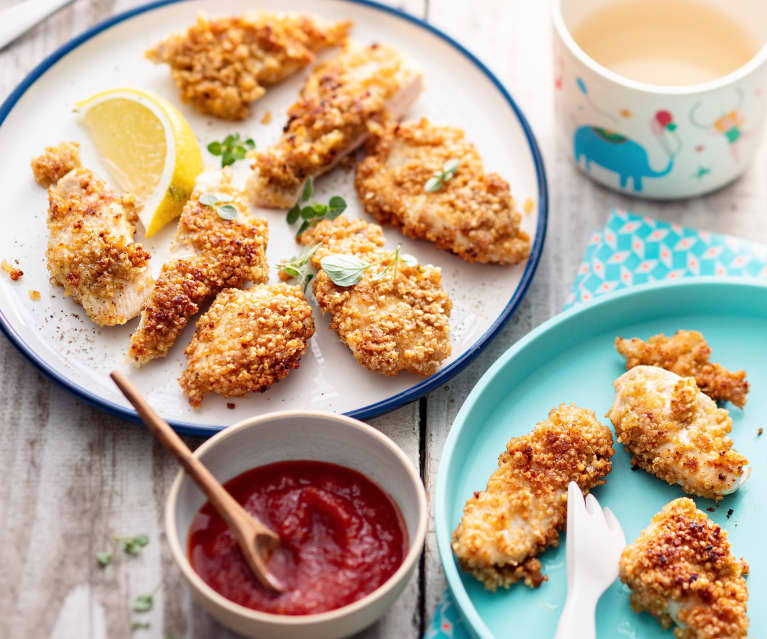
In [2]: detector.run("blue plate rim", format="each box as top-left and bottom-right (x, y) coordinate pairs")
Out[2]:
(434, 276), (767, 639)
(0, 0), (548, 436)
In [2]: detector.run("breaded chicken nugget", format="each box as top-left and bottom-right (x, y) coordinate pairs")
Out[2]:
(615, 330), (749, 408)
(179, 284), (314, 407)
(451, 404), (614, 590)
(620, 498), (749, 639)
(129, 170), (269, 366)
(247, 43), (423, 208)
(298, 216), (451, 376)
(355, 118), (530, 264)
(607, 366), (750, 500)
(146, 12), (351, 120)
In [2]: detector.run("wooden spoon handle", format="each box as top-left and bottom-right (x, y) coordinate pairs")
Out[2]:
(110, 371), (270, 536)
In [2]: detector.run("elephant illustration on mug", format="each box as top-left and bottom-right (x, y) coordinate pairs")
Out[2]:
(573, 110), (682, 192)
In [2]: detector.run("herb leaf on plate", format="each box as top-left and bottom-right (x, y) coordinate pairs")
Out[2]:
(200, 192), (238, 221)
(424, 158), (460, 192)
(320, 248), (417, 287)
(286, 177), (347, 237)
(277, 245), (319, 291)
(207, 133), (255, 167)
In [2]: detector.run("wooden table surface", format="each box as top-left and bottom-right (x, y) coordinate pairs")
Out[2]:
(3, 0), (767, 637)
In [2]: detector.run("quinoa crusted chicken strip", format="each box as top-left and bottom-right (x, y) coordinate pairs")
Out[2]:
(607, 365), (750, 500)
(45, 167), (153, 327)
(247, 43), (423, 208)
(620, 498), (749, 639)
(146, 12), (352, 120)
(128, 170), (268, 366)
(179, 285), (314, 407)
(615, 330), (749, 408)
(451, 404), (615, 590)
(355, 118), (531, 264)
(298, 216), (451, 376)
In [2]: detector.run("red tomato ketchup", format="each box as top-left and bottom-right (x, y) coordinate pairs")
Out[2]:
(188, 460), (408, 615)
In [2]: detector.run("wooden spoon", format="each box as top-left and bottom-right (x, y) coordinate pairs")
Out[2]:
(110, 371), (284, 593)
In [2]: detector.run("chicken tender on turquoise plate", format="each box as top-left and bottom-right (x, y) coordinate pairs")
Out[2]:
(607, 365), (750, 500)
(451, 404), (614, 590)
(620, 497), (749, 639)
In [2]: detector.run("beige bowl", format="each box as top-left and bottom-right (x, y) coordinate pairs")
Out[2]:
(165, 411), (427, 639)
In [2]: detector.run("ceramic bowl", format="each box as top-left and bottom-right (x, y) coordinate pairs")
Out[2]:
(165, 411), (427, 639)
(552, 0), (767, 198)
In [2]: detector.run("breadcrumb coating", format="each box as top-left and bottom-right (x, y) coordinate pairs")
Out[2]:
(298, 215), (384, 269)
(31, 141), (81, 187)
(451, 404), (615, 590)
(607, 366), (750, 500)
(129, 170), (268, 366)
(247, 43), (423, 208)
(47, 169), (152, 326)
(146, 12), (351, 120)
(298, 216), (451, 376)
(616, 330), (749, 408)
(355, 118), (531, 264)
(179, 285), (314, 407)
(619, 498), (749, 639)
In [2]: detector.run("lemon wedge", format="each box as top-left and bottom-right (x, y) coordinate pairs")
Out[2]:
(75, 88), (203, 237)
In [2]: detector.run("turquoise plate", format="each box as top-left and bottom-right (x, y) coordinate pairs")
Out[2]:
(435, 278), (766, 638)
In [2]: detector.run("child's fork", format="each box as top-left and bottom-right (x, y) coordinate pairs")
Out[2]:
(554, 481), (626, 639)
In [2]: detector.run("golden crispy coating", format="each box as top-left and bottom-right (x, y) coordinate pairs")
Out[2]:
(47, 169), (152, 326)
(247, 43), (423, 208)
(298, 216), (451, 376)
(355, 119), (531, 264)
(607, 366), (750, 500)
(129, 170), (268, 366)
(616, 330), (749, 408)
(297, 215), (384, 269)
(31, 141), (81, 187)
(179, 285), (314, 407)
(619, 498), (749, 639)
(146, 12), (351, 120)
(452, 404), (614, 590)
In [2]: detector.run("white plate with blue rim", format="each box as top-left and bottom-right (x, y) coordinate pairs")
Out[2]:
(0, 0), (547, 435)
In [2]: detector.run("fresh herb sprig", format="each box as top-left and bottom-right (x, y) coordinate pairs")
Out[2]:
(133, 584), (161, 613)
(424, 158), (460, 192)
(96, 534), (150, 567)
(207, 133), (255, 168)
(320, 247), (417, 287)
(276, 244), (319, 291)
(287, 178), (347, 237)
(200, 192), (238, 220)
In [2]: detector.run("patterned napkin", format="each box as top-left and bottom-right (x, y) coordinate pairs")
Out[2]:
(423, 209), (767, 639)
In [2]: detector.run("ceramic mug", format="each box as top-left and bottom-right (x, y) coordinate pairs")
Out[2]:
(552, 0), (767, 199)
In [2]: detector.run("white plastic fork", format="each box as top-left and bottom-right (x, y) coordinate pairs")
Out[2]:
(554, 482), (626, 639)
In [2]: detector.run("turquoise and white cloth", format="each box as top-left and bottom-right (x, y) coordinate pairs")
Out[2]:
(423, 209), (767, 639)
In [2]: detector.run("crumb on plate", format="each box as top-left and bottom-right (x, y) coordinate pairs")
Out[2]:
(2, 260), (23, 281)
